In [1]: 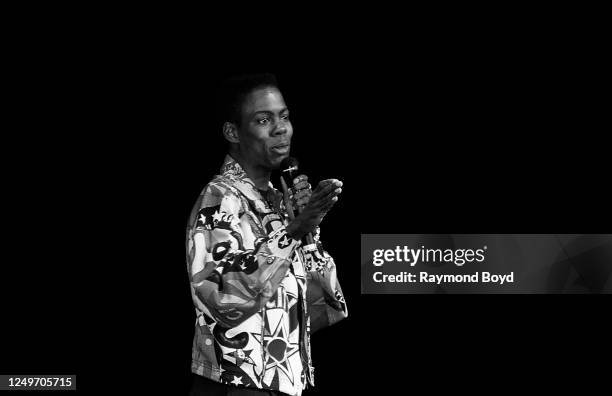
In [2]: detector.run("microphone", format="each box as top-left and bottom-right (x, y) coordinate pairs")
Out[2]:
(280, 157), (315, 246)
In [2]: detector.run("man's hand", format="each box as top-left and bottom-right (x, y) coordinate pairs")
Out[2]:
(281, 174), (312, 216)
(282, 176), (343, 241)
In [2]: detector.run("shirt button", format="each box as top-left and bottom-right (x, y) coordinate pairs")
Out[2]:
(205, 338), (212, 346)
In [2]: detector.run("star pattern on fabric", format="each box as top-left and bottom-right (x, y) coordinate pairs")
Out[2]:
(230, 375), (243, 386)
(224, 348), (257, 368)
(212, 210), (224, 224)
(251, 308), (300, 387)
(278, 234), (291, 249)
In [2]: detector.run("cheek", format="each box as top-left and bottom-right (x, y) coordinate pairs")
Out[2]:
(243, 128), (269, 147)
(255, 137), (272, 154)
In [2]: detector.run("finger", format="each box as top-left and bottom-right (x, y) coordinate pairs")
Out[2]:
(319, 178), (342, 188)
(316, 202), (336, 219)
(320, 196), (339, 212)
(326, 186), (343, 198)
(314, 179), (343, 194)
(307, 179), (343, 210)
(294, 189), (311, 209)
(280, 176), (289, 195)
(308, 191), (339, 212)
(307, 187), (339, 210)
(294, 189), (311, 201)
(312, 179), (339, 198)
(313, 185), (343, 204)
(295, 196), (310, 208)
(292, 175), (308, 186)
(293, 179), (311, 191)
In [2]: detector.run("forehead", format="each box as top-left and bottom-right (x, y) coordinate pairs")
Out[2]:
(241, 87), (287, 114)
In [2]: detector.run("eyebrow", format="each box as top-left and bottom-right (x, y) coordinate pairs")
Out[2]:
(252, 107), (289, 116)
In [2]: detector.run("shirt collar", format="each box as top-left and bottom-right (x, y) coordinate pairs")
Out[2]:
(220, 154), (278, 201)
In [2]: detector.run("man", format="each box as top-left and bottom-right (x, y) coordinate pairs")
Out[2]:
(186, 74), (347, 396)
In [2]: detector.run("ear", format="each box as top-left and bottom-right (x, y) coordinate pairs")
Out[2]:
(223, 122), (240, 144)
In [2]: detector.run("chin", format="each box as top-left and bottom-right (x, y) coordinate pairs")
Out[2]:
(269, 154), (288, 170)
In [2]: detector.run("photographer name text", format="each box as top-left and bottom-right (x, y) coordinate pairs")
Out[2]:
(373, 271), (514, 284)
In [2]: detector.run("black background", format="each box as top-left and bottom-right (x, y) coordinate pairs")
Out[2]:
(3, 16), (611, 394)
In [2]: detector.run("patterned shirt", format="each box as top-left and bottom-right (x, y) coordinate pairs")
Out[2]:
(186, 155), (347, 396)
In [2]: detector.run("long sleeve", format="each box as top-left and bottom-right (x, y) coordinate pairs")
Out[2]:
(187, 183), (299, 328)
(303, 232), (348, 333)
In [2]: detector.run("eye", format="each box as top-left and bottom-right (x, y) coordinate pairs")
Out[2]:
(257, 117), (270, 125)
(281, 113), (290, 121)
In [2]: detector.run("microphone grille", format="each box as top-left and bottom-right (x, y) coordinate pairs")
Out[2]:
(280, 157), (299, 173)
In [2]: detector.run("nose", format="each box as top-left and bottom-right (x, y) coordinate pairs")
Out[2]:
(272, 121), (288, 136)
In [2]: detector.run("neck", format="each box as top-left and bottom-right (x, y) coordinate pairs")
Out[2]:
(230, 151), (271, 191)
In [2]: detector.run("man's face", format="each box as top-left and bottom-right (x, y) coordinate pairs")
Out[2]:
(236, 87), (293, 171)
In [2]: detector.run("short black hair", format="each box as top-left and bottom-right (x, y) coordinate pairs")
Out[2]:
(218, 73), (279, 126)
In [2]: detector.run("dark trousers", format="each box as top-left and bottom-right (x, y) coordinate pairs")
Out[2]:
(189, 374), (283, 396)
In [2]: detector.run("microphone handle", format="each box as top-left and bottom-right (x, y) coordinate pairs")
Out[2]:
(302, 231), (315, 246)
